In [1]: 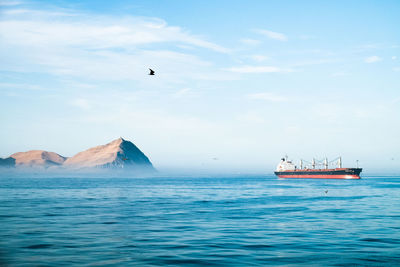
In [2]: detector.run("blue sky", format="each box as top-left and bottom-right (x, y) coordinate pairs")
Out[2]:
(1, 0), (399, 172)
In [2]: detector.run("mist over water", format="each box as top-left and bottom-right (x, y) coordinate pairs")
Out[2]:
(1, 175), (400, 266)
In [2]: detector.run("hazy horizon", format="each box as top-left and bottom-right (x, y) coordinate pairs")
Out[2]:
(1, 0), (399, 172)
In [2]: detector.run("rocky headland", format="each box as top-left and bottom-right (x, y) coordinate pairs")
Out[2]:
(0, 138), (155, 172)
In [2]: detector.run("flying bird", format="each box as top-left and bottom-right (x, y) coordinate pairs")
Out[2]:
(148, 68), (155, 75)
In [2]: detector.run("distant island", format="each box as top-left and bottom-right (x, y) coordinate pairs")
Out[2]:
(0, 138), (156, 172)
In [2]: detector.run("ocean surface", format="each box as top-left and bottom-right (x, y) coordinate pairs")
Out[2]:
(1, 175), (400, 266)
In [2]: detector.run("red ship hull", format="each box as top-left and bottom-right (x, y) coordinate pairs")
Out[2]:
(275, 168), (362, 179)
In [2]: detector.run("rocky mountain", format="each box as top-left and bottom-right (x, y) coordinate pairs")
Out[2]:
(0, 138), (155, 172)
(63, 138), (155, 170)
(9, 150), (66, 168)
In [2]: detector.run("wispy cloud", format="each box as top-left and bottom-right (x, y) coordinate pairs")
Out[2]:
(248, 55), (269, 62)
(0, 7), (236, 85)
(0, 7), (233, 83)
(0, 12), (229, 53)
(0, 82), (44, 91)
(172, 88), (199, 99)
(290, 58), (340, 67)
(225, 65), (291, 73)
(71, 98), (91, 110)
(364, 56), (382, 63)
(246, 92), (287, 102)
(253, 29), (288, 41)
(0, 1), (22, 6)
(240, 38), (261, 46)
(356, 43), (381, 52)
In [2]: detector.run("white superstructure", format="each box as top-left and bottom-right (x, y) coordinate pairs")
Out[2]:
(276, 156), (344, 171)
(276, 156), (296, 171)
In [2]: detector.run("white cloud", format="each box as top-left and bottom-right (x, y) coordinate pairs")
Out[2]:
(253, 29), (288, 41)
(0, 14), (229, 52)
(0, 82), (44, 91)
(393, 67), (400, 72)
(71, 98), (91, 110)
(186, 37), (230, 53)
(290, 58), (340, 67)
(249, 55), (269, 62)
(172, 88), (199, 99)
(246, 92), (287, 102)
(225, 65), (291, 73)
(392, 56), (397, 60)
(240, 38), (261, 45)
(0, 7), (232, 83)
(364, 56), (382, 63)
(357, 44), (380, 51)
(0, 1), (21, 6)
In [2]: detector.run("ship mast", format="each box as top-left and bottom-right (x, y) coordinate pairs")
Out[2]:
(324, 158), (328, 169)
(338, 157), (342, 168)
(312, 158), (315, 169)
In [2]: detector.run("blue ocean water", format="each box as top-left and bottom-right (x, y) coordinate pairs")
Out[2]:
(1, 175), (400, 266)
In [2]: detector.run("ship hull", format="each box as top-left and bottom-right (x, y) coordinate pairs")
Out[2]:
(274, 168), (362, 179)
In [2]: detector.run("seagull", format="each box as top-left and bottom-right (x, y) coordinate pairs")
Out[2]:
(325, 190), (328, 194)
(148, 68), (155, 75)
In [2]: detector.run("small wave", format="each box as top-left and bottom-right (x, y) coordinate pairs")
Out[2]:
(242, 244), (274, 249)
(24, 244), (53, 249)
(44, 213), (59, 216)
(158, 258), (216, 265)
(318, 208), (353, 213)
(360, 238), (400, 244)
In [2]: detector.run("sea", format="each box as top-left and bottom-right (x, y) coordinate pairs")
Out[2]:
(1, 174), (400, 266)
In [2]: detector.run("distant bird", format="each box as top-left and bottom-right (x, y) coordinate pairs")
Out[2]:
(325, 190), (328, 194)
(212, 157), (218, 161)
(148, 68), (155, 75)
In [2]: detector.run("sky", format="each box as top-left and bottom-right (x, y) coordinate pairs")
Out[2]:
(0, 0), (399, 173)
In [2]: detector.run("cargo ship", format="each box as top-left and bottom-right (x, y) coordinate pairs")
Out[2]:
(274, 156), (362, 179)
